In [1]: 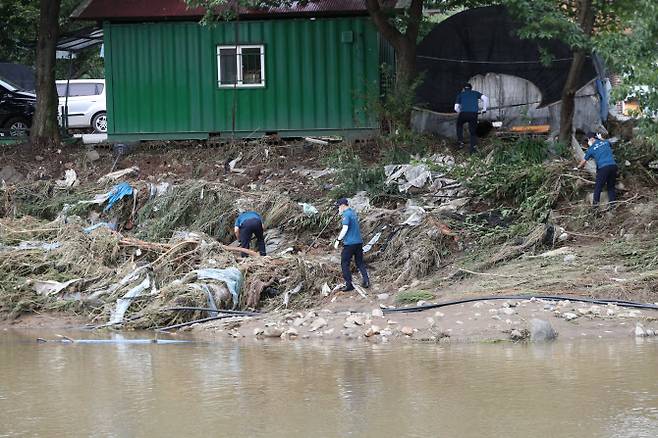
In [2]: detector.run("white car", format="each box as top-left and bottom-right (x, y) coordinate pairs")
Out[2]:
(56, 79), (106, 133)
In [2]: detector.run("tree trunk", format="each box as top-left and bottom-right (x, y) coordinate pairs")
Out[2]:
(558, 0), (595, 145)
(30, 0), (61, 147)
(365, 0), (423, 129)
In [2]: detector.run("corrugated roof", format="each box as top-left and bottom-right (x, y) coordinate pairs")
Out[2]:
(73, 0), (384, 21)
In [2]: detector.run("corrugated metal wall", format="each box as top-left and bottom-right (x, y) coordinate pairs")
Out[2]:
(104, 17), (381, 140)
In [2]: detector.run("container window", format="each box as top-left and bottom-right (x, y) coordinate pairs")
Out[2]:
(217, 45), (265, 88)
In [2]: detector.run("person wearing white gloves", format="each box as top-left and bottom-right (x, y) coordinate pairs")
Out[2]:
(334, 198), (370, 291)
(454, 83), (489, 153)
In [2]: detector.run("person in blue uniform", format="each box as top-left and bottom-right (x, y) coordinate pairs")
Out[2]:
(576, 132), (618, 207)
(334, 198), (370, 291)
(454, 83), (489, 153)
(234, 211), (266, 256)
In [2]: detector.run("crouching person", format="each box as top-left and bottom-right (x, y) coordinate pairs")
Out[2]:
(234, 211), (266, 256)
(334, 198), (370, 291)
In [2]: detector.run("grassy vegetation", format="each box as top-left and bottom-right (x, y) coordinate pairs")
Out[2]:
(395, 290), (435, 304)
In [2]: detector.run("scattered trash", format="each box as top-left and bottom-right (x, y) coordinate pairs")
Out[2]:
(98, 166), (139, 184)
(298, 203), (319, 216)
(55, 169), (79, 188)
(194, 268), (243, 309)
(283, 282), (304, 307)
(30, 278), (81, 296)
(109, 275), (151, 325)
(104, 182), (133, 211)
(83, 222), (116, 234)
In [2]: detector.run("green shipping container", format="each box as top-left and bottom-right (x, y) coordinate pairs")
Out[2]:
(103, 17), (387, 141)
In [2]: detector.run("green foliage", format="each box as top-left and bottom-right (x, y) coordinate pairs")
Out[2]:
(0, 0), (104, 80)
(395, 290), (435, 304)
(322, 146), (393, 200)
(597, 0), (658, 143)
(448, 139), (571, 222)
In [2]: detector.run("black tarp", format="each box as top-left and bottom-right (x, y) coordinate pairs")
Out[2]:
(415, 6), (597, 113)
(0, 63), (35, 92)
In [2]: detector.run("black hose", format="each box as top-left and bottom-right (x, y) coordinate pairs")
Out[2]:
(384, 294), (658, 314)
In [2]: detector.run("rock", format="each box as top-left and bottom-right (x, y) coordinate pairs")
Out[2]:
(472, 302), (483, 308)
(283, 328), (299, 338)
(401, 326), (414, 336)
(563, 254), (576, 264)
(502, 308), (516, 316)
(377, 293), (390, 300)
(381, 328), (393, 337)
(372, 308), (384, 318)
(645, 328), (655, 337)
(308, 318), (327, 332)
(426, 317), (436, 328)
(346, 314), (365, 326)
(509, 329), (526, 341)
(626, 310), (642, 318)
(635, 324), (647, 337)
(85, 149), (101, 162)
(293, 317), (304, 327)
(491, 315), (501, 321)
(558, 232), (569, 242)
(0, 165), (24, 184)
(577, 308), (591, 315)
(530, 319), (557, 342)
(563, 312), (578, 321)
(606, 308), (616, 316)
(588, 305), (602, 316)
(364, 325), (381, 337)
(253, 327), (265, 336)
(264, 327), (283, 337)
(434, 311), (444, 318)
(323, 328), (334, 336)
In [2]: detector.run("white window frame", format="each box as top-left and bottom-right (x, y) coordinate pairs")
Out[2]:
(217, 44), (266, 88)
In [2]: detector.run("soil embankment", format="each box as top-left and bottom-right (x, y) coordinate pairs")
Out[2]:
(2, 137), (657, 343)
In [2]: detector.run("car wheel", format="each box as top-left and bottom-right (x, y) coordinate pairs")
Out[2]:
(4, 117), (30, 137)
(92, 112), (107, 133)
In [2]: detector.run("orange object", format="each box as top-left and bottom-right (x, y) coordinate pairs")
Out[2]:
(509, 125), (550, 134)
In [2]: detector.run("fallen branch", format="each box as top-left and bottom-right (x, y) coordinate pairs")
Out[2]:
(451, 268), (515, 278)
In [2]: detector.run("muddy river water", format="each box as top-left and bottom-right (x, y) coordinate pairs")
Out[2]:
(1, 331), (656, 437)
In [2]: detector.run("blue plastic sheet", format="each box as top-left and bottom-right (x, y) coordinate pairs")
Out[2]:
(104, 182), (133, 212)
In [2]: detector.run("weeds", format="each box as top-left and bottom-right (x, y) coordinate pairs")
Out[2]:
(395, 290), (435, 304)
(322, 145), (398, 201)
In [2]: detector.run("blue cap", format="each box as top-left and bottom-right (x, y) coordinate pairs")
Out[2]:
(336, 198), (349, 207)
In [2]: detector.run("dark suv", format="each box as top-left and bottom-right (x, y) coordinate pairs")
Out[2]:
(0, 77), (36, 137)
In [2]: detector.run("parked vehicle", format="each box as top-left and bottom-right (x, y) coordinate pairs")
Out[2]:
(0, 77), (36, 137)
(56, 79), (106, 133)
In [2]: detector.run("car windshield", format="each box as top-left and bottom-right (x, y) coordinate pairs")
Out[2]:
(0, 76), (22, 92)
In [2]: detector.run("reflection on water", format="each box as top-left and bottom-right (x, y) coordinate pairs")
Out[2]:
(0, 331), (656, 437)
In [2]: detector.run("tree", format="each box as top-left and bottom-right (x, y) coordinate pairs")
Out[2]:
(505, 0), (638, 145)
(30, 0), (61, 146)
(597, 0), (658, 145)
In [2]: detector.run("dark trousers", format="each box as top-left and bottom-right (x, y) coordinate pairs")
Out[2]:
(341, 243), (369, 287)
(239, 218), (266, 256)
(593, 165), (618, 205)
(456, 111), (478, 152)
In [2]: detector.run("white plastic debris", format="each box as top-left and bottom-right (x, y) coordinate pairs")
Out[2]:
(109, 275), (150, 325)
(55, 169), (78, 188)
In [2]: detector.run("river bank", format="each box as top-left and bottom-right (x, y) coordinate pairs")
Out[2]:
(2, 136), (658, 340)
